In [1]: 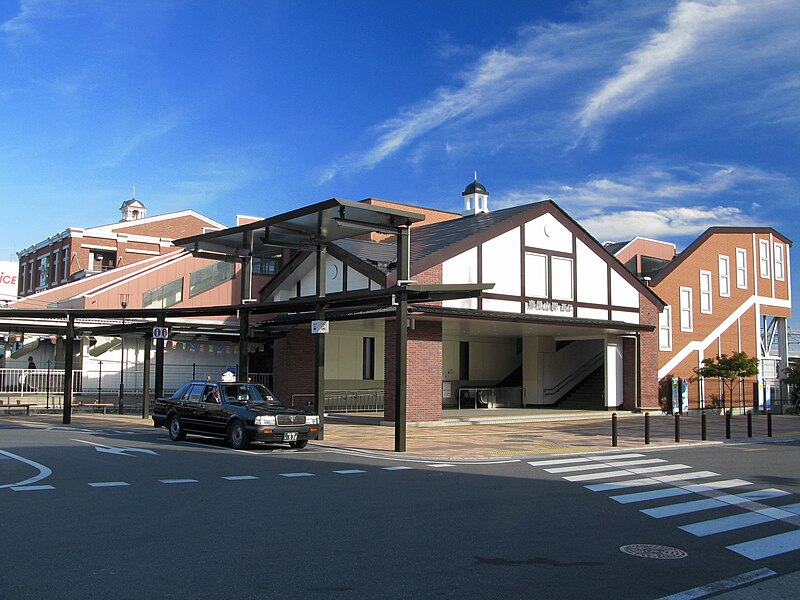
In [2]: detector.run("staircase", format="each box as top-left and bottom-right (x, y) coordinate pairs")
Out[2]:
(555, 367), (605, 410)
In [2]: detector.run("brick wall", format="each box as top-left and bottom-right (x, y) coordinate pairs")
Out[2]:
(384, 319), (443, 422)
(273, 328), (315, 408)
(639, 298), (661, 410)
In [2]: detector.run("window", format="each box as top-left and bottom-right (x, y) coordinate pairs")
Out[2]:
(524, 252), (548, 298)
(459, 341), (470, 380)
(718, 255), (730, 297)
(658, 306), (672, 351)
(37, 255), (49, 288)
(62, 248), (69, 282)
(27, 260), (33, 292)
(679, 287), (693, 332)
(774, 243), (785, 281)
(253, 257), (279, 276)
(189, 261), (234, 297)
(551, 257), (573, 301)
(759, 239), (770, 278)
(362, 337), (375, 380)
(19, 263), (26, 294)
(51, 251), (59, 285)
(699, 270), (712, 314)
(736, 248), (747, 288)
(143, 278), (184, 309)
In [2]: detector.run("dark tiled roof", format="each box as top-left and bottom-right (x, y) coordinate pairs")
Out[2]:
(602, 240), (630, 255)
(332, 238), (396, 272)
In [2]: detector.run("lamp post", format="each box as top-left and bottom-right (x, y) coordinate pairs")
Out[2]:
(118, 293), (129, 414)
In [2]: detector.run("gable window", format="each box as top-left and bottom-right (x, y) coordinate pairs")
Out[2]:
(189, 261), (234, 297)
(524, 252), (548, 298)
(679, 287), (693, 332)
(699, 270), (712, 314)
(736, 248), (747, 288)
(718, 255), (730, 297)
(659, 306), (672, 351)
(143, 278), (184, 309)
(253, 256), (279, 276)
(551, 257), (573, 301)
(759, 239), (770, 278)
(774, 243), (785, 281)
(362, 337), (375, 380)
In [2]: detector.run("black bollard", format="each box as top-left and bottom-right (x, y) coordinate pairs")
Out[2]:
(644, 412), (651, 445)
(701, 411), (707, 441)
(726, 411), (731, 439)
(768, 411), (773, 437)
(747, 410), (752, 438)
(612, 412), (618, 447)
(675, 413), (681, 443)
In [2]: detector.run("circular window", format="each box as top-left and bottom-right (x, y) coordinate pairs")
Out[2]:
(327, 264), (339, 280)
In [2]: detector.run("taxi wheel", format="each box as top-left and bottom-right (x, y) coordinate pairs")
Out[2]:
(289, 440), (308, 449)
(168, 416), (186, 441)
(229, 420), (250, 450)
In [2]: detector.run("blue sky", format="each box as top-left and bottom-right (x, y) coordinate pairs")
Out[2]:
(1, 0), (799, 326)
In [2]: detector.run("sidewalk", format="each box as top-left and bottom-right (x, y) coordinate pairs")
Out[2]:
(3, 410), (799, 461)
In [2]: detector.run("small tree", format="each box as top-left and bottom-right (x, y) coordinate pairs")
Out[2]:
(693, 352), (759, 412)
(781, 362), (800, 414)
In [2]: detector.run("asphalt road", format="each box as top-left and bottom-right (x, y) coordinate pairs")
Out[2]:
(2, 421), (800, 599)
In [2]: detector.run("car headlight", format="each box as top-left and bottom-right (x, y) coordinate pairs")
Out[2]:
(305, 415), (319, 424)
(255, 415), (276, 426)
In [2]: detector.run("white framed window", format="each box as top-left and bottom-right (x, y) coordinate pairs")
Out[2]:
(37, 256), (49, 288)
(774, 243), (785, 281)
(679, 287), (693, 332)
(759, 239), (770, 278)
(735, 248), (747, 288)
(718, 255), (730, 297)
(550, 256), (573, 301)
(699, 270), (712, 314)
(27, 260), (33, 292)
(20, 263), (26, 294)
(524, 252), (548, 298)
(62, 248), (69, 282)
(659, 306), (672, 351)
(51, 250), (59, 284)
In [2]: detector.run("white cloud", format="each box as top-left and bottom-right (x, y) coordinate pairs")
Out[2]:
(1, 0), (77, 45)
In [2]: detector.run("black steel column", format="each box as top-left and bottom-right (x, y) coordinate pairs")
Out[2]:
(238, 308), (249, 381)
(241, 230), (254, 301)
(154, 314), (165, 401)
(62, 314), (74, 425)
(395, 226), (410, 452)
(315, 245), (327, 440)
(142, 333), (151, 419)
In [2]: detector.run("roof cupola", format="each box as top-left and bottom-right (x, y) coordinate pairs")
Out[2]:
(462, 172), (489, 217)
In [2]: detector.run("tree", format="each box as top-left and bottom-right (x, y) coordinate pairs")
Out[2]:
(781, 361), (800, 414)
(693, 352), (759, 412)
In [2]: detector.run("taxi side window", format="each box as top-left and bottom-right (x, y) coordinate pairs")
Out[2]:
(204, 386), (220, 403)
(186, 384), (205, 403)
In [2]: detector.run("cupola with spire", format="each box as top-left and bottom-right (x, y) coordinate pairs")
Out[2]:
(119, 194), (147, 222)
(461, 172), (489, 217)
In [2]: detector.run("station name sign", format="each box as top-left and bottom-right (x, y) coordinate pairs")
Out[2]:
(526, 300), (572, 313)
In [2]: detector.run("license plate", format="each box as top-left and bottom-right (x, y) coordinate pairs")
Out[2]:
(283, 432), (298, 442)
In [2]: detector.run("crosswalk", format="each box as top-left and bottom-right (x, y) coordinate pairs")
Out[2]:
(529, 453), (800, 561)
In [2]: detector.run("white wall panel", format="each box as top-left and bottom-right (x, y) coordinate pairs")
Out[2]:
(442, 247), (478, 284)
(347, 266), (369, 291)
(326, 258), (344, 294)
(611, 310), (639, 324)
(610, 269), (639, 308)
(577, 307), (608, 320)
(482, 298), (520, 313)
(443, 297), (478, 309)
(482, 229), (520, 295)
(576, 240), (608, 304)
(524, 213), (572, 252)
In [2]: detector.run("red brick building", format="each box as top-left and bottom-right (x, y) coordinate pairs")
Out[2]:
(16, 197), (224, 297)
(606, 229), (792, 412)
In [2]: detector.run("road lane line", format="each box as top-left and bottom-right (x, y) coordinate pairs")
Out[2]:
(88, 482), (130, 488)
(334, 470), (366, 475)
(159, 479), (198, 484)
(280, 473), (315, 478)
(657, 568), (776, 600)
(11, 485), (55, 491)
(223, 475), (259, 481)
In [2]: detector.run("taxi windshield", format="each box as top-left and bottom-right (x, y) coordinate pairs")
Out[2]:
(220, 383), (285, 407)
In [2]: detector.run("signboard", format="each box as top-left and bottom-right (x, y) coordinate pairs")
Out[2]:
(311, 320), (330, 334)
(0, 260), (18, 305)
(152, 326), (170, 339)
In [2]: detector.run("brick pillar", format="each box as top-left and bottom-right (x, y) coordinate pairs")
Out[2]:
(639, 300), (660, 411)
(384, 319), (443, 423)
(273, 328), (315, 409)
(622, 337), (636, 410)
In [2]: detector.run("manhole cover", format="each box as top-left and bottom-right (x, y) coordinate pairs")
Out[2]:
(620, 544), (688, 560)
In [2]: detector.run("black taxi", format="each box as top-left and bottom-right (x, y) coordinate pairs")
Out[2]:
(152, 376), (320, 449)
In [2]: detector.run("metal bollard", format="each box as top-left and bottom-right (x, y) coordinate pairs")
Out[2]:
(747, 410), (752, 438)
(701, 411), (707, 441)
(768, 411), (772, 437)
(674, 413), (680, 443)
(612, 412), (618, 447)
(644, 412), (650, 445)
(726, 411), (731, 439)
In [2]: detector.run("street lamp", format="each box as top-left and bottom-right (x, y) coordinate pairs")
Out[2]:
(118, 293), (129, 414)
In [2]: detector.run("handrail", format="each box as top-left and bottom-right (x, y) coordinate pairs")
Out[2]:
(542, 352), (603, 399)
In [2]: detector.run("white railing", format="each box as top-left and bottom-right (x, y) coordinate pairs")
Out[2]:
(290, 389), (384, 413)
(457, 387), (523, 409)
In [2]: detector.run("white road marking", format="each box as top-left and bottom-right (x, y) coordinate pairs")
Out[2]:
(529, 454), (644, 467)
(585, 471), (720, 492)
(682, 501), (800, 537)
(0, 449), (53, 489)
(657, 568), (776, 600)
(428, 463), (454, 468)
(159, 479), (198, 484)
(545, 458), (665, 473)
(382, 466), (413, 471)
(11, 485), (55, 491)
(334, 470), (366, 475)
(611, 480), (751, 504)
(88, 482), (130, 488)
(223, 475), (259, 481)
(728, 530), (800, 560)
(280, 472), (315, 478)
(565, 464), (690, 482)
